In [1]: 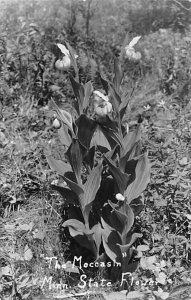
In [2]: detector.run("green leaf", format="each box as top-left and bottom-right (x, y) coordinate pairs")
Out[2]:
(101, 218), (117, 262)
(46, 155), (72, 176)
(76, 115), (97, 149)
(58, 124), (72, 147)
(100, 74), (109, 94)
(113, 58), (123, 92)
(51, 185), (79, 205)
(119, 87), (135, 120)
(65, 42), (79, 79)
(121, 125), (141, 157)
(130, 196), (144, 216)
(101, 125), (123, 149)
(83, 162), (103, 220)
(83, 81), (93, 110)
(70, 76), (84, 115)
(64, 172), (84, 200)
(66, 139), (82, 184)
(63, 219), (93, 236)
(109, 85), (121, 114)
(90, 126), (111, 150)
(117, 233), (142, 252)
(63, 219), (98, 257)
(109, 201), (134, 241)
(91, 223), (102, 256)
(104, 156), (130, 194)
(83, 146), (95, 170)
(125, 153), (150, 203)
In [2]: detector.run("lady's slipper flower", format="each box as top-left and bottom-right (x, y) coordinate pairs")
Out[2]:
(93, 90), (112, 117)
(55, 56), (71, 71)
(55, 43), (78, 71)
(94, 101), (112, 117)
(125, 36), (142, 62)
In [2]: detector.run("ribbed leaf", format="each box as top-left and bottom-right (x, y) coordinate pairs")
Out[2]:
(101, 218), (117, 262)
(108, 201), (134, 242)
(46, 155), (72, 176)
(121, 125), (141, 157)
(83, 81), (93, 110)
(51, 185), (79, 205)
(66, 139), (82, 184)
(109, 85), (121, 114)
(90, 126), (111, 150)
(91, 223), (102, 256)
(83, 162), (102, 220)
(65, 42), (79, 79)
(113, 58), (123, 92)
(125, 153), (150, 203)
(100, 74), (109, 94)
(58, 124), (72, 147)
(104, 156), (130, 194)
(63, 219), (87, 236)
(76, 115), (97, 149)
(117, 233), (142, 252)
(70, 76), (84, 115)
(64, 172), (84, 200)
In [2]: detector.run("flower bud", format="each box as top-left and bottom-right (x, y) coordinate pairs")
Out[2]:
(116, 193), (125, 201)
(52, 118), (61, 129)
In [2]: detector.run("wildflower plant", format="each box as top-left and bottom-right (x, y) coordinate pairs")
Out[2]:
(47, 40), (151, 281)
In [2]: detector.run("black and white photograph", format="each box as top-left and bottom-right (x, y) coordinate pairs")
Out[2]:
(0, 0), (191, 299)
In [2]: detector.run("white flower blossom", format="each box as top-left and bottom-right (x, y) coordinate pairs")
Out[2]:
(125, 36), (142, 62)
(93, 90), (112, 117)
(55, 43), (78, 71)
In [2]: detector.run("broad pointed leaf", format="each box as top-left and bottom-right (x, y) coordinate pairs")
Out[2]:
(83, 81), (93, 110)
(113, 58), (123, 92)
(91, 223), (102, 255)
(100, 74), (109, 94)
(64, 172), (84, 200)
(76, 115), (97, 149)
(104, 156), (130, 194)
(58, 124), (72, 147)
(101, 125), (123, 149)
(70, 76), (84, 115)
(46, 155), (72, 176)
(66, 139), (82, 184)
(101, 218), (117, 262)
(51, 185), (79, 205)
(125, 153), (150, 203)
(83, 162), (102, 219)
(90, 126), (111, 150)
(121, 125), (141, 157)
(63, 219), (87, 236)
(130, 196), (144, 216)
(117, 233), (142, 252)
(66, 42), (79, 79)
(109, 201), (134, 241)
(109, 85), (121, 113)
